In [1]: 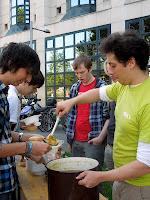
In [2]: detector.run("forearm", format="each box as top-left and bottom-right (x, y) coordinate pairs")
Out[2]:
(57, 88), (100, 117)
(0, 142), (26, 157)
(99, 160), (150, 182)
(99, 119), (109, 141)
(72, 88), (100, 105)
(12, 131), (42, 142)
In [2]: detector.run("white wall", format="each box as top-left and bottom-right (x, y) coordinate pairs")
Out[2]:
(0, 0), (9, 36)
(44, 0), (66, 25)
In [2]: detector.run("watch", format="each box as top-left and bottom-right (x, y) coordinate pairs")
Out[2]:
(18, 132), (24, 142)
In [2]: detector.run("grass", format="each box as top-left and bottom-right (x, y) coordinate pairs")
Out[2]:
(101, 165), (112, 200)
(102, 182), (112, 200)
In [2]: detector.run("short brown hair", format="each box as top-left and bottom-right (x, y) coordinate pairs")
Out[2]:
(72, 55), (92, 70)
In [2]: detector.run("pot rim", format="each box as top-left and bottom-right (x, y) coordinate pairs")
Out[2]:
(46, 157), (99, 173)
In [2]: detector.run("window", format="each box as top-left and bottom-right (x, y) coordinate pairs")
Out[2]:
(71, 0), (78, 7)
(126, 15), (150, 45)
(45, 24), (111, 100)
(65, 34), (74, 46)
(80, 0), (90, 5)
(126, 16), (150, 68)
(10, 0), (30, 26)
(70, 0), (96, 7)
(62, 0), (96, 20)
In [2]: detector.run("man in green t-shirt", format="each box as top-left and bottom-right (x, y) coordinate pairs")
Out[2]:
(56, 31), (150, 200)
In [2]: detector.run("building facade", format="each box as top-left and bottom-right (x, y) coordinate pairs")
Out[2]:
(0, 0), (150, 104)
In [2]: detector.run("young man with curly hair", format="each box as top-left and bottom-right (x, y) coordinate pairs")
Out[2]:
(56, 31), (150, 200)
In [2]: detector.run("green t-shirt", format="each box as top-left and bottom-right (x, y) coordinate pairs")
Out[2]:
(106, 77), (150, 186)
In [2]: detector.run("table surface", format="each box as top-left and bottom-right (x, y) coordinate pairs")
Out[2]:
(17, 164), (48, 200)
(17, 164), (108, 200)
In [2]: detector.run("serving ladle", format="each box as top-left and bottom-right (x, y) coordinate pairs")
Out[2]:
(47, 116), (60, 138)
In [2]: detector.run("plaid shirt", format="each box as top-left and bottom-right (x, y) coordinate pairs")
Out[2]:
(0, 82), (18, 194)
(66, 78), (109, 144)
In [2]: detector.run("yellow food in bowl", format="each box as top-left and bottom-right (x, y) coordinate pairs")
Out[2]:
(45, 135), (59, 146)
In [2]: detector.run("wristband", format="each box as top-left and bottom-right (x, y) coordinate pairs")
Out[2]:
(18, 132), (24, 142)
(24, 141), (33, 158)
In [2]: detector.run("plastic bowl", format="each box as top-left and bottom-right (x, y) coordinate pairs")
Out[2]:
(21, 114), (41, 126)
(23, 124), (38, 131)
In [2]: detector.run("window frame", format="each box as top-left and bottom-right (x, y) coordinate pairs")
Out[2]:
(126, 15), (150, 37)
(10, 0), (30, 26)
(45, 24), (111, 101)
(70, 0), (96, 8)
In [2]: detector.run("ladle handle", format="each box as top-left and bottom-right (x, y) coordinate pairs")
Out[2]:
(48, 116), (60, 137)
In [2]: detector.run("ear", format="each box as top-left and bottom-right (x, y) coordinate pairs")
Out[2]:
(128, 57), (136, 70)
(89, 66), (92, 73)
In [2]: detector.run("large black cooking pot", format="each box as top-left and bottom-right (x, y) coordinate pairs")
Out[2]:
(46, 157), (99, 200)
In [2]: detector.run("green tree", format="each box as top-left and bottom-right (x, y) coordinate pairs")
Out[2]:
(17, 7), (25, 24)
(46, 51), (74, 87)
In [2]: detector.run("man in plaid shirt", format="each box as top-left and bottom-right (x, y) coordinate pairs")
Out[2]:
(66, 55), (109, 171)
(0, 43), (50, 200)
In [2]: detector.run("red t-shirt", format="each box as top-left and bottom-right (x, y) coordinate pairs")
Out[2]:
(75, 78), (96, 141)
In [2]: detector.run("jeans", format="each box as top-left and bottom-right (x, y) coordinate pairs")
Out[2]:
(0, 187), (19, 200)
(72, 140), (105, 170)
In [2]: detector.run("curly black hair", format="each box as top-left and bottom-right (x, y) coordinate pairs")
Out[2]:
(99, 30), (149, 71)
(0, 42), (40, 74)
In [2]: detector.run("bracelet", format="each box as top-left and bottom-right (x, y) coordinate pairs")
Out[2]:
(18, 132), (24, 142)
(24, 141), (33, 158)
